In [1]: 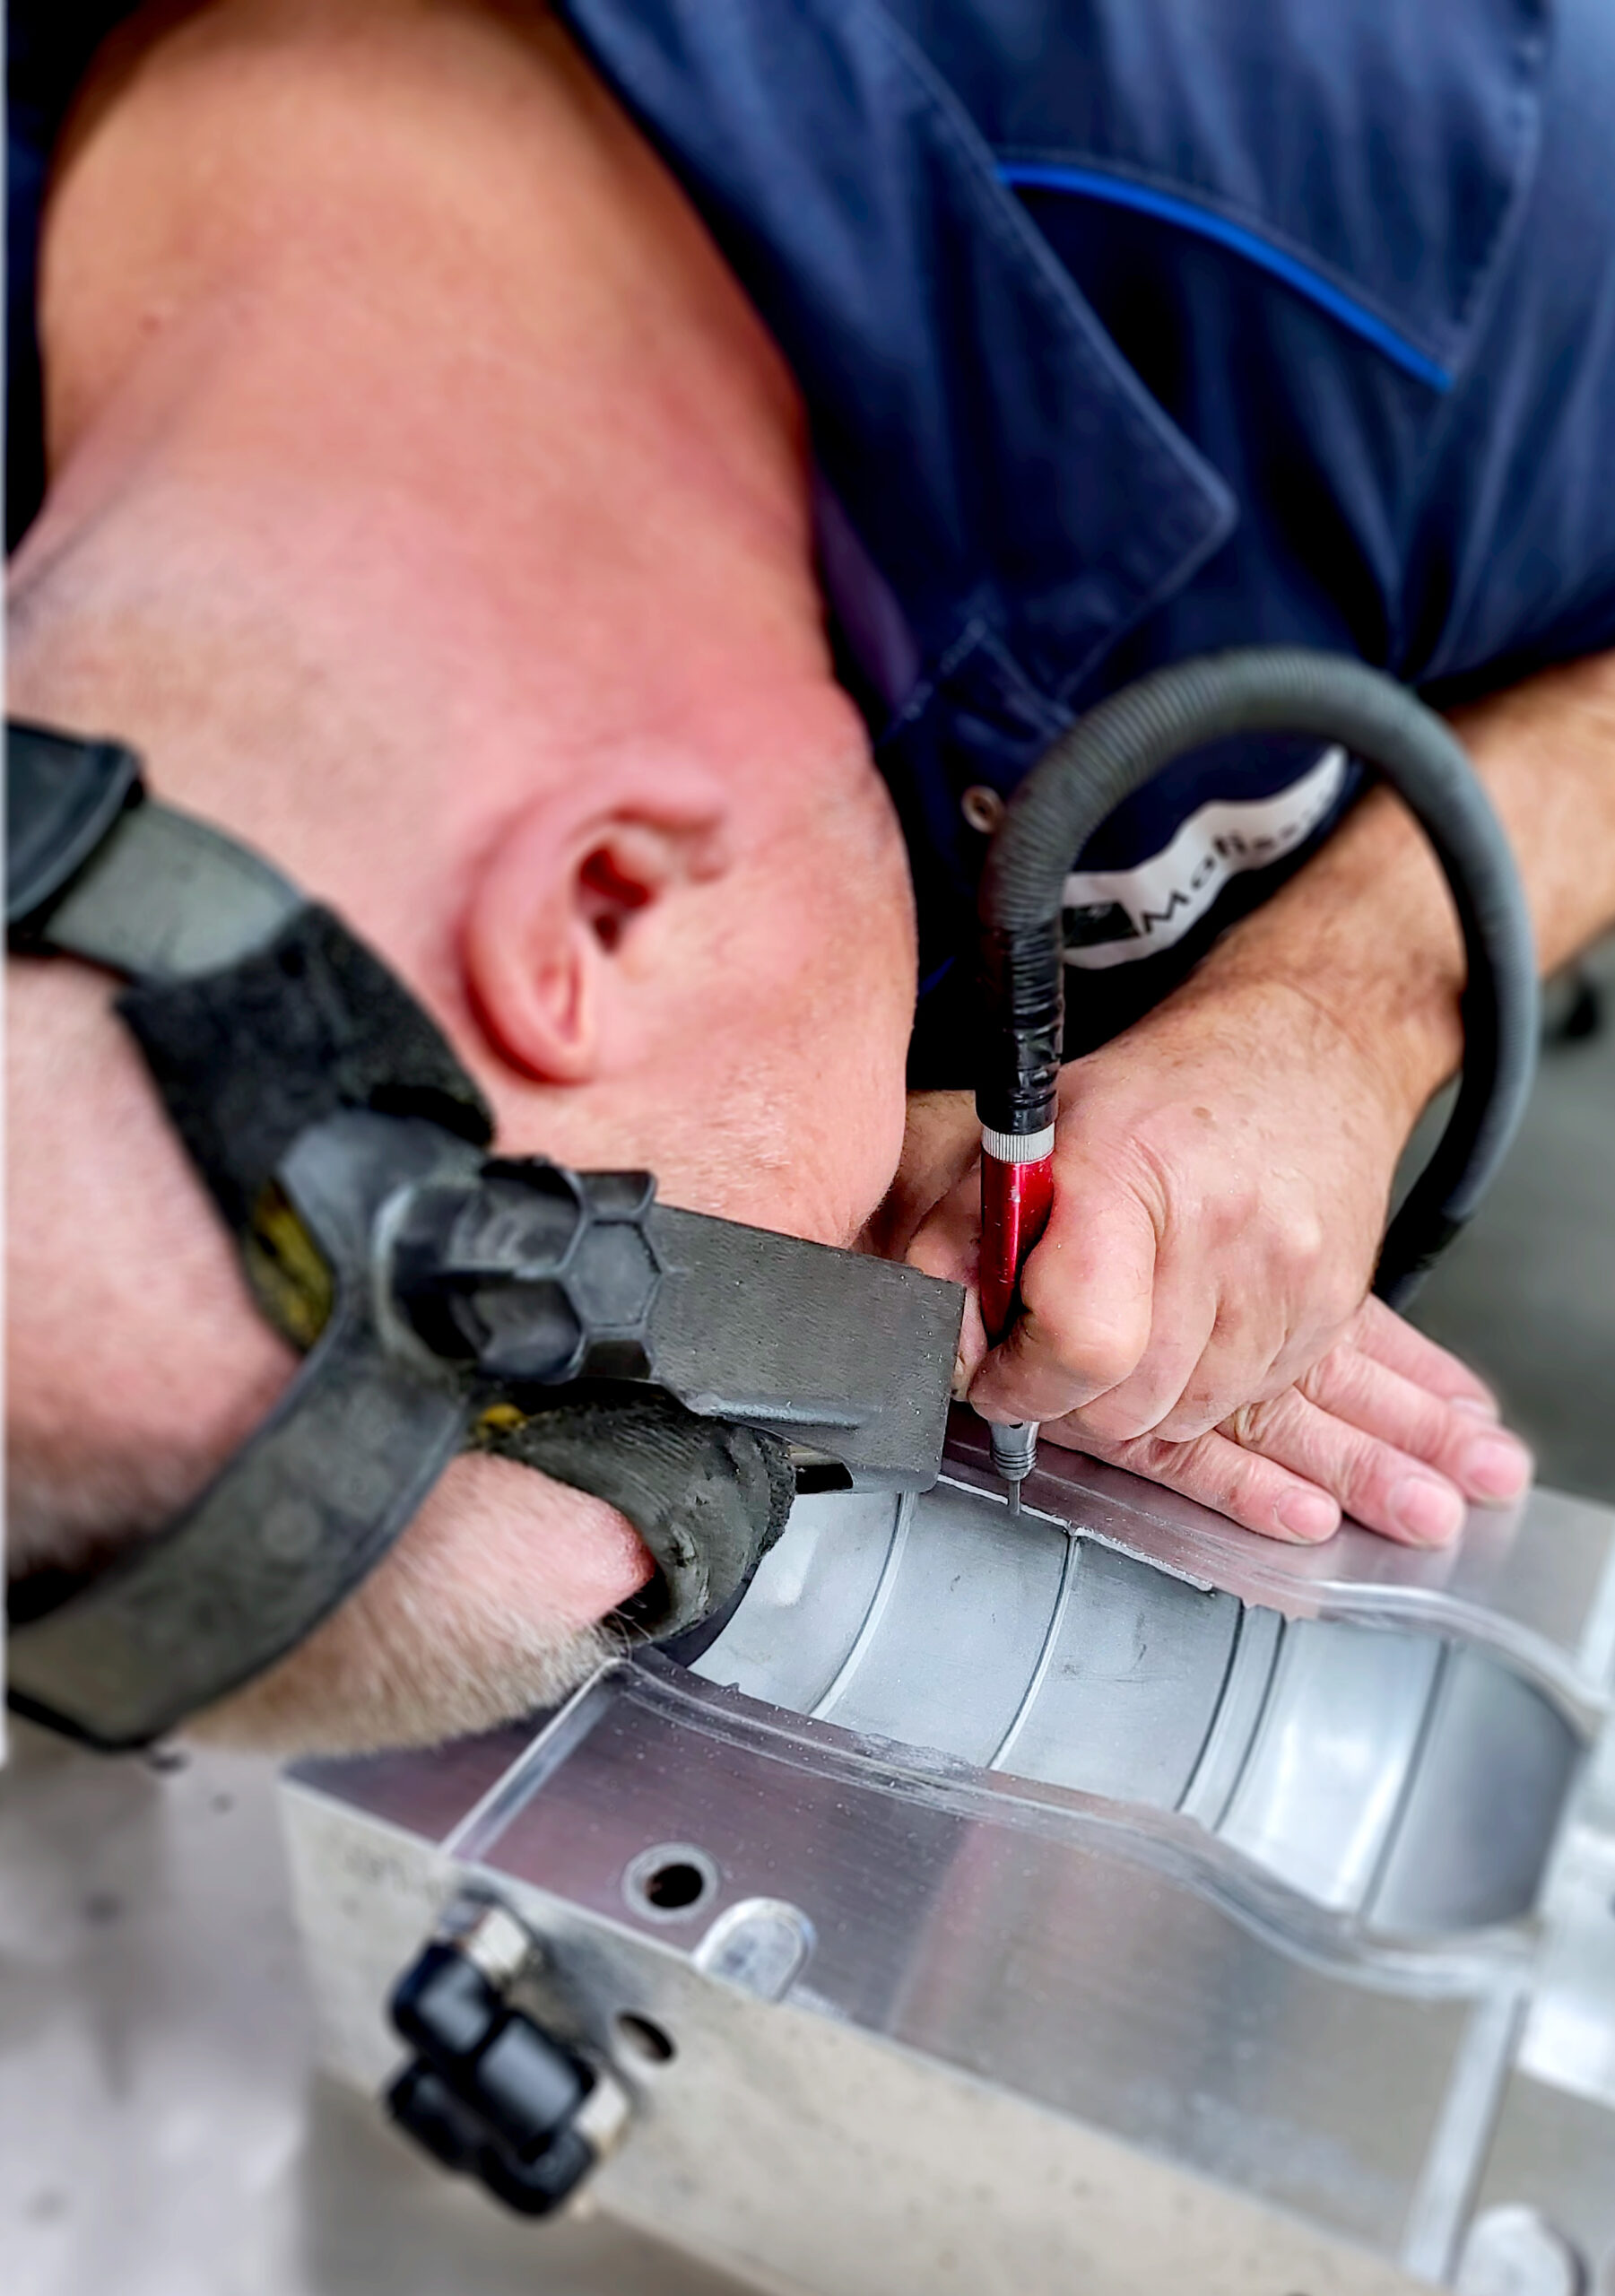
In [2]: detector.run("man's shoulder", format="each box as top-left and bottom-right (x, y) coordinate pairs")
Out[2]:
(894, 0), (1556, 395)
(893, 0), (1615, 680)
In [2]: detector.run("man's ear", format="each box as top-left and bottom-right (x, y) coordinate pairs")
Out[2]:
(463, 796), (726, 1083)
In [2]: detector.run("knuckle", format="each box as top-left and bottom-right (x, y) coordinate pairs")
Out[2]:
(1020, 1269), (1150, 1398)
(1077, 1331), (1149, 1395)
(1267, 1196), (1360, 1327)
(1155, 1398), (1222, 1444)
(1100, 1429), (1182, 1482)
(1297, 1343), (1356, 1413)
(1206, 1290), (1253, 1354)
(1329, 1432), (1386, 1516)
(1202, 1178), (1260, 1248)
(1036, 1319), (1145, 1398)
(1069, 1424), (1133, 1471)
(1280, 1204), (1328, 1273)
(907, 1231), (963, 1283)
(1077, 1391), (1158, 1445)
(1402, 1387), (1455, 1459)
(1343, 1293), (1385, 1349)
(1178, 1432), (1266, 1518)
(1224, 1394), (1291, 1451)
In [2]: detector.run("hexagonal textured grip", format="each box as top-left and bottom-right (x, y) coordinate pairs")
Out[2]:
(388, 1158), (664, 1387)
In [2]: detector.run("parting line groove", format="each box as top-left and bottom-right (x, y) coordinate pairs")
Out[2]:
(1172, 1588), (1246, 1816)
(1360, 1639), (1454, 1927)
(809, 1492), (914, 1722)
(1180, 1605), (1288, 1833)
(989, 1531), (1080, 1771)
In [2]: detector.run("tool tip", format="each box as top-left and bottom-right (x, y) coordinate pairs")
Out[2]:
(1008, 1483), (1020, 1517)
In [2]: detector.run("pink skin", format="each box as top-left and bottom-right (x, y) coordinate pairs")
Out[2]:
(7, 0), (915, 1749)
(14, 0), (1592, 1749)
(876, 1057), (1530, 1551)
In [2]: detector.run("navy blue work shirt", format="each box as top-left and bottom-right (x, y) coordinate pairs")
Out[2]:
(12, 3), (1615, 1080)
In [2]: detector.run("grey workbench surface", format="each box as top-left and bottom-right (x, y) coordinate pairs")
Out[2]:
(0, 1721), (749, 2296)
(4, 938), (1611, 2296)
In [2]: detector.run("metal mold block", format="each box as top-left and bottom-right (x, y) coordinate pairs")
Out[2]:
(285, 1448), (1615, 2294)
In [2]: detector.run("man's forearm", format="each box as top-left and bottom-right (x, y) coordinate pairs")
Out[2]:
(1196, 648), (1615, 1134)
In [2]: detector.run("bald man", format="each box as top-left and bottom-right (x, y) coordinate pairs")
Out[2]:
(13, 0), (1614, 1750)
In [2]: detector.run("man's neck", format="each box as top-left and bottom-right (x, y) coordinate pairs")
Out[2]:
(22, 0), (828, 827)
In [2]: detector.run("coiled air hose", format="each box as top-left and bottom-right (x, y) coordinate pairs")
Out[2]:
(977, 648), (1539, 1323)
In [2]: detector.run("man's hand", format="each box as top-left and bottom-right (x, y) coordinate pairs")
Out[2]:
(872, 980), (1533, 1545)
(872, 648), (1615, 1550)
(1053, 1294), (1528, 1546)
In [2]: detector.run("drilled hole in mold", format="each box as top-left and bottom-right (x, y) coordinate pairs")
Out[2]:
(644, 1860), (706, 1910)
(622, 1843), (718, 1922)
(615, 2012), (677, 2066)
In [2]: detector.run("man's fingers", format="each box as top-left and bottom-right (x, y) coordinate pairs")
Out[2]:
(1222, 1387), (1471, 1546)
(1350, 1295), (1501, 1415)
(864, 1091), (980, 1260)
(903, 1170), (989, 1388)
(903, 1167), (980, 1290)
(1061, 1388), (1478, 1551)
(968, 1179), (1157, 1424)
(1072, 1288), (1219, 1444)
(1299, 1341), (1533, 1505)
(1047, 1421), (1342, 1545)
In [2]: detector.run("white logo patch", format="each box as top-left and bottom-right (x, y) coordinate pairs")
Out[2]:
(1062, 745), (1349, 970)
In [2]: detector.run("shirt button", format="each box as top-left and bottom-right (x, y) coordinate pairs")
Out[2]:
(960, 785), (1006, 835)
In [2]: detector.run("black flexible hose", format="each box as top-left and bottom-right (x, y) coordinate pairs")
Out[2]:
(977, 648), (1539, 1305)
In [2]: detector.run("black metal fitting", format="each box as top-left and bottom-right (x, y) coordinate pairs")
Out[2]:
(386, 1899), (630, 2220)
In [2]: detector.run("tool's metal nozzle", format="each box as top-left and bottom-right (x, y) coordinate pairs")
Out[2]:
(990, 1421), (1039, 1512)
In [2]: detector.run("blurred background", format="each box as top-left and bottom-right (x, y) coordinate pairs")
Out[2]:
(1410, 938), (1615, 1511)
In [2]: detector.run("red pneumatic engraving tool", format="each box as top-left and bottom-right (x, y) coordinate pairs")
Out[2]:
(976, 799), (1065, 1512)
(978, 1121), (1055, 1511)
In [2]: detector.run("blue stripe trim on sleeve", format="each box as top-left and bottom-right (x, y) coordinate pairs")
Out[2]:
(996, 160), (1453, 395)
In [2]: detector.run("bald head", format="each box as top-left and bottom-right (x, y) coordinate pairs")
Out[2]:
(6, 0), (916, 1748)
